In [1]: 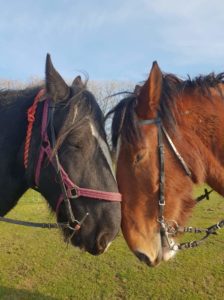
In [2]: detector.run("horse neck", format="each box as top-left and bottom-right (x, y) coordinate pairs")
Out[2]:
(169, 89), (224, 183)
(2, 88), (45, 175)
(0, 88), (42, 215)
(0, 87), (41, 131)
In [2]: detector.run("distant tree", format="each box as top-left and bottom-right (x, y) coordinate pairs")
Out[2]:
(88, 80), (134, 113)
(0, 77), (134, 146)
(88, 80), (134, 146)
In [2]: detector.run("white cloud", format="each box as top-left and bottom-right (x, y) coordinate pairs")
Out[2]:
(0, 0), (224, 80)
(140, 0), (224, 69)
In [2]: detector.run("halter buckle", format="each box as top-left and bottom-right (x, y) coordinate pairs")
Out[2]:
(66, 212), (89, 232)
(157, 216), (166, 227)
(166, 220), (179, 235)
(70, 187), (79, 199)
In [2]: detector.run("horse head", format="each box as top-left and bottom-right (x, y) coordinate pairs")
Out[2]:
(26, 54), (121, 255)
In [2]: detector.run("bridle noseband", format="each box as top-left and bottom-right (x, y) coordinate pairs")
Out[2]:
(139, 117), (224, 251)
(23, 90), (121, 232)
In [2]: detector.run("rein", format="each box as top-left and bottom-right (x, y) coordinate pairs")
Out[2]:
(139, 117), (223, 251)
(0, 90), (121, 231)
(0, 217), (65, 229)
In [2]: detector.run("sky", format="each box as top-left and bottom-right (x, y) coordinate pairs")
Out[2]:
(1, 0), (224, 83)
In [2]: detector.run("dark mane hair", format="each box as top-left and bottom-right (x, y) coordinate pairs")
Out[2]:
(107, 72), (224, 148)
(53, 88), (105, 152)
(0, 86), (41, 109)
(0, 84), (104, 152)
(106, 94), (139, 149)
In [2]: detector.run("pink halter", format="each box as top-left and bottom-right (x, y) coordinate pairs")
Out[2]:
(33, 95), (121, 217)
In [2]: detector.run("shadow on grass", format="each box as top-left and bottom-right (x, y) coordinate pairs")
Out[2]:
(0, 286), (58, 300)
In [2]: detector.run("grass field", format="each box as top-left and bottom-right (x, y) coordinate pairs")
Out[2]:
(0, 187), (223, 300)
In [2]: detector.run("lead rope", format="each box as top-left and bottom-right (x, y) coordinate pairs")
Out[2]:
(24, 89), (46, 169)
(174, 219), (224, 250)
(171, 188), (223, 250)
(0, 217), (66, 229)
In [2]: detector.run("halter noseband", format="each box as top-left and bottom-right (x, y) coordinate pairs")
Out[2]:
(139, 117), (224, 251)
(24, 90), (121, 231)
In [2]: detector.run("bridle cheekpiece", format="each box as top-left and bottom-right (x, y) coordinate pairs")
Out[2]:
(139, 116), (223, 251)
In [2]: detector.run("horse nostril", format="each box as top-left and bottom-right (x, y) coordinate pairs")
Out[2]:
(134, 251), (157, 267)
(96, 232), (110, 253)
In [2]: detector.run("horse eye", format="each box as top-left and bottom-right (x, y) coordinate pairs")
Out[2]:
(134, 153), (143, 164)
(68, 142), (82, 150)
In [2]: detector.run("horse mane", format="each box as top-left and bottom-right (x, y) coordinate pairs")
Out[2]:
(0, 84), (105, 152)
(0, 86), (41, 109)
(53, 88), (106, 151)
(108, 72), (224, 149)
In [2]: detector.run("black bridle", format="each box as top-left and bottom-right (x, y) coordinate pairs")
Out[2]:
(139, 117), (224, 251)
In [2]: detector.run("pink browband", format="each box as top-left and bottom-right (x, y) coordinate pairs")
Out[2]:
(34, 97), (122, 215)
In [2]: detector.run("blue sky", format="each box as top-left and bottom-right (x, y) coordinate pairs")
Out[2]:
(1, 0), (224, 83)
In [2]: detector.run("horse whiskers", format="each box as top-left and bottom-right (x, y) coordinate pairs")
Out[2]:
(64, 239), (70, 250)
(68, 230), (78, 244)
(63, 230), (78, 248)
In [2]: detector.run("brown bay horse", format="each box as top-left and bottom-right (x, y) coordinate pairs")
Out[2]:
(108, 61), (224, 266)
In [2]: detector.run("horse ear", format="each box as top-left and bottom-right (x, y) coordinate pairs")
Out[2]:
(72, 76), (84, 88)
(134, 84), (141, 96)
(136, 61), (163, 118)
(45, 53), (70, 101)
(72, 75), (85, 94)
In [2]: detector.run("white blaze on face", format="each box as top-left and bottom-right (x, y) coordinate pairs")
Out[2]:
(89, 122), (116, 180)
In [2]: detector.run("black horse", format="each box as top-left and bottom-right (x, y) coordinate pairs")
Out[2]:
(0, 54), (121, 255)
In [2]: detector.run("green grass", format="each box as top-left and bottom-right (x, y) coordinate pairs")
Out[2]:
(0, 187), (223, 300)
